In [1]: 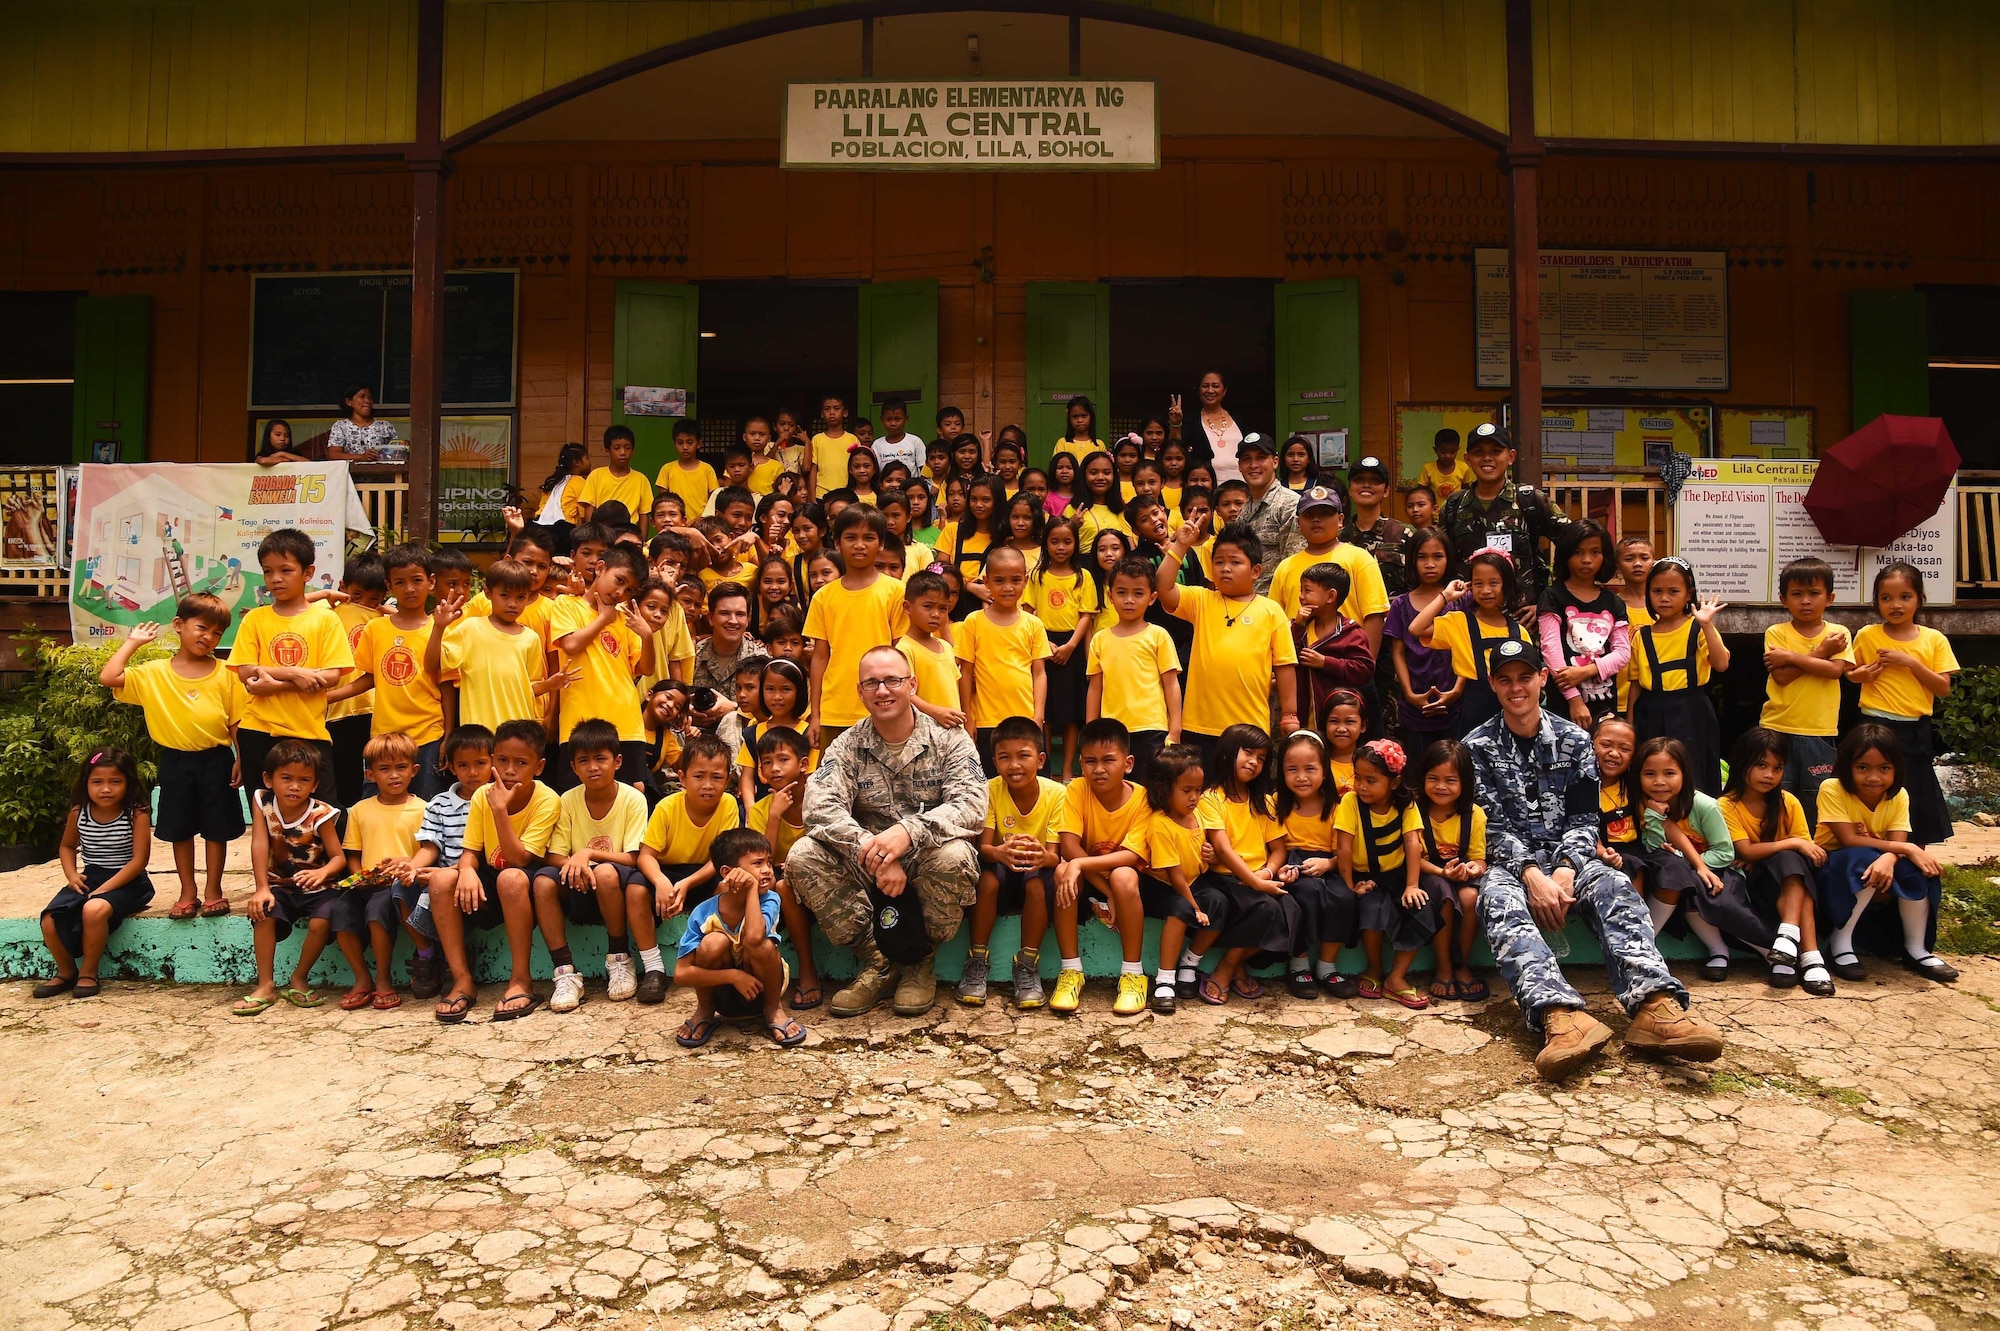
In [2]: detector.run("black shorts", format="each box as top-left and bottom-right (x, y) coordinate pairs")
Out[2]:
(262, 883), (345, 942)
(153, 745), (245, 844)
(1132, 873), (1223, 927)
(41, 867), (155, 958)
(363, 878), (426, 933)
(533, 862), (644, 924)
(981, 865), (1050, 914)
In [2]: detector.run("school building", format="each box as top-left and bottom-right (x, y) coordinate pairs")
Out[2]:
(4, 2), (2000, 625)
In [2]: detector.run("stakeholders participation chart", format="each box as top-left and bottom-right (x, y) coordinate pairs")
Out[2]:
(1477, 249), (1728, 390)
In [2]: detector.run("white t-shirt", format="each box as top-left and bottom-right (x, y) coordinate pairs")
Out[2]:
(537, 476), (572, 525)
(873, 432), (926, 478)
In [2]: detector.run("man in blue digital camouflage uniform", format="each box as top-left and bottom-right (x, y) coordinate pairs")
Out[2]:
(1465, 638), (1726, 1080)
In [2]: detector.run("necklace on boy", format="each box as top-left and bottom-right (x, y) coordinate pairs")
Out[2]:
(1221, 595), (1253, 627)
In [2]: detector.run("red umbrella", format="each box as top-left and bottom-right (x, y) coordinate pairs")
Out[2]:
(1803, 415), (1960, 548)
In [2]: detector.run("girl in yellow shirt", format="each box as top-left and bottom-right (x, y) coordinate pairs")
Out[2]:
(1274, 731), (1360, 998)
(1405, 549), (1530, 735)
(1072, 452), (1130, 549)
(1193, 724), (1300, 1006)
(1718, 727), (1829, 994)
(1627, 556), (1730, 794)
(1025, 518), (1097, 778)
(1413, 739), (1490, 1002)
(943, 476), (1007, 620)
(1052, 395), (1105, 466)
(1849, 561), (1958, 845)
(1815, 721), (1954, 983)
(1335, 740), (1436, 1010)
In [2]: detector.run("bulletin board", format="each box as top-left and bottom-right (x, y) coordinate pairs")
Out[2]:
(1538, 404), (1710, 474)
(1716, 407), (1814, 459)
(1393, 404), (1502, 483)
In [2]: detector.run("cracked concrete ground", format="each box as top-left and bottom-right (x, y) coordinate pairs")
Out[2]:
(3, 954), (1999, 1331)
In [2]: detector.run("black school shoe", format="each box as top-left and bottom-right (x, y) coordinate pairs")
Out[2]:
(1701, 955), (1729, 982)
(1320, 972), (1361, 999)
(1286, 971), (1321, 1000)
(1829, 952), (1867, 982)
(636, 968), (669, 1004)
(1902, 953), (1960, 983)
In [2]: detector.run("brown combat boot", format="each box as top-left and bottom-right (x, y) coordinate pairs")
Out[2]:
(830, 938), (899, 1018)
(1534, 1007), (1614, 1081)
(1622, 992), (1725, 1061)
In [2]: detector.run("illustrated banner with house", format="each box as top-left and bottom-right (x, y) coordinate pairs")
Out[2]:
(69, 462), (374, 648)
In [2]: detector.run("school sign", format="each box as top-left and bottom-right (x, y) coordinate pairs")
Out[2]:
(782, 80), (1158, 170)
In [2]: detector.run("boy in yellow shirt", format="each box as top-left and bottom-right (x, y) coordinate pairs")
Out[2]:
(1414, 428), (1476, 502)
(1156, 521), (1301, 758)
(1050, 720), (1157, 1017)
(577, 425), (655, 527)
(751, 727), (820, 1008)
(808, 393), (855, 498)
(344, 733), (430, 1012)
(348, 545), (448, 796)
(549, 544), (653, 788)
(530, 719), (651, 1012)
(656, 419), (718, 518)
(429, 718), (564, 1022)
(324, 553), (386, 807)
(633, 734), (741, 1003)
(1762, 557), (1854, 827)
(898, 570), (965, 730)
(743, 416), (784, 495)
(804, 505), (908, 750)
(99, 591), (247, 920)
(428, 559), (561, 734)
(1266, 487), (1388, 658)
(960, 717), (1066, 1009)
(231, 528), (354, 798)
(957, 546), (1052, 770)
(1086, 556), (1183, 783)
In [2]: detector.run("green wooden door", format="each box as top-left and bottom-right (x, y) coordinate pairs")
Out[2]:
(1274, 279), (1361, 470)
(1851, 289), (1929, 431)
(858, 280), (938, 435)
(1025, 282), (1111, 469)
(72, 295), (150, 462)
(613, 281), (699, 481)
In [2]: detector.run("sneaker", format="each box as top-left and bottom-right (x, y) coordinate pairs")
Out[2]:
(1012, 954), (1046, 1009)
(408, 953), (442, 1000)
(1113, 972), (1148, 1016)
(1622, 992), (1725, 1062)
(605, 953), (637, 1002)
(893, 955), (938, 1016)
(1050, 968), (1086, 1015)
(635, 968), (669, 1005)
(957, 949), (992, 1006)
(549, 965), (585, 1013)
(1534, 1007), (1614, 1081)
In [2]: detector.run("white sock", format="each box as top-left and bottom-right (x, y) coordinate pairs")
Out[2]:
(1314, 958), (1338, 979)
(1646, 895), (1677, 936)
(1777, 921), (1801, 944)
(1899, 897), (1934, 958)
(1120, 960), (1144, 975)
(1828, 889), (1875, 959)
(1289, 954), (1310, 971)
(1157, 964), (1176, 984)
(1061, 956), (1083, 973)
(1684, 912), (1730, 959)
(1801, 949), (1825, 970)
(639, 946), (664, 974)
(1179, 948), (1203, 968)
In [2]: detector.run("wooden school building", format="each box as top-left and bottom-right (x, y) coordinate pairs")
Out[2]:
(4, 0), (2000, 590)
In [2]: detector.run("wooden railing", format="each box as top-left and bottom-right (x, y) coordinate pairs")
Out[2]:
(354, 474), (408, 540)
(1956, 471), (2000, 591)
(1545, 474), (1674, 556)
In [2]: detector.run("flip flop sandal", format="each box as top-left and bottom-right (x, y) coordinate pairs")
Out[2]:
(766, 1016), (808, 1048)
(1230, 975), (1264, 1000)
(1429, 978), (1458, 1000)
(433, 994), (473, 1024)
(279, 987), (323, 1008)
(1387, 986), (1430, 1011)
(71, 978), (102, 999)
(168, 899), (200, 921)
(338, 990), (376, 1010)
(231, 995), (276, 1017)
(199, 899), (232, 918)
(1356, 977), (1385, 1000)
(371, 990), (404, 1011)
(1197, 977), (1228, 1006)
(1457, 978), (1490, 1002)
(677, 1016), (721, 1048)
(31, 975), (77, 999)
(491, 992), (542, 1021)
(788, 982), (823, 1011)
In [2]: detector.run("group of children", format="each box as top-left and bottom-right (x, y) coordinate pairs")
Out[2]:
(28, 408), (1962, 1032)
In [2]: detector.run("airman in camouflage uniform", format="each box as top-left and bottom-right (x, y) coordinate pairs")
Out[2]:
(1465, 638), (1725, 1080)
(1340, 456), (1410, 599)
(1436, 423), (1571, 605)
(786, 646), (986, 1018)
(1236, 434), (1302, 595)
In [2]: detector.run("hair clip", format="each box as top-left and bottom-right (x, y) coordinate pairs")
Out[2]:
(1364, 738), (1407, 776)
(1470, 546), (1515, 566)
(1653, 555), (1692, 571)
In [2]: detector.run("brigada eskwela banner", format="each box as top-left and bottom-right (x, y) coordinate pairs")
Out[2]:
(783, 80), (1157, 169)
(70, 462), (374, 648)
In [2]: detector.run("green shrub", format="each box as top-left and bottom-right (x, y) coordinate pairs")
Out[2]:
(1938, 665), (2000, 768)
(0, 634), (171, 848)
(1939, 863), (2000, 956)
(0, 710), (65, 848)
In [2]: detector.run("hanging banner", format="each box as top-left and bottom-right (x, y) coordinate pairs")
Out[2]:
(1476, 248), (1729, 390)
(782, 80), (1158, 170)
(70, 462), (374, 647)
(0, 466), (66, 567)
(437, 415), (517, 543)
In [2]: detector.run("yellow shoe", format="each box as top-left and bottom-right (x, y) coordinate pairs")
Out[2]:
(1050, 967), (1086, 1015)
(1113, 972), (1148, 1016)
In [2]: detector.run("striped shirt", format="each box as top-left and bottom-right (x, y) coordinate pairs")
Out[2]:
(417, 786), (476, 865)
(76, 806), (136, 870)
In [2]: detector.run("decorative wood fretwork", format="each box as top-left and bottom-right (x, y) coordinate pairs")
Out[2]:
(453, 167), (572, 269)
(590, 164), (692, 270)
(95, 176), (187, 276)
(1540, 164), (1789, 266)
(207, 173), (321, 273)
(1807, 168), (1911, 271)
(325, 172), (412, 270)
(1403, 164), (1507, 261)
(1281, 162), (1387, 269)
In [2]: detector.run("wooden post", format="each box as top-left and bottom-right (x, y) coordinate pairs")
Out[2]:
(1504, 0), (1543, 485)
(1069, 16), (1082, 76)
(406, 0), (447, 541)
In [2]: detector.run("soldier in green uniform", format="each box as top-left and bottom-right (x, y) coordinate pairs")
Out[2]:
(1436, 422), (1572, 609)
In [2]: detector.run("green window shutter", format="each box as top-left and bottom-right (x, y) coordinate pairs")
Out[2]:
(1274, 279), (1360, 464)
(613, 281), (699, 481)
(858, 280), (938, 432)
(73, 295), (150, 462)
(1851, 289), (1929, 432)
(1024, 282), (1111, 469)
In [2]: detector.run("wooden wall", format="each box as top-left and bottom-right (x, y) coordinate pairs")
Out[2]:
(2, 137), (1997, 489)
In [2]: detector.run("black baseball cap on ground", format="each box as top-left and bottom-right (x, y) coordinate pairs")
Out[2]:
(868, 883), (931, 964)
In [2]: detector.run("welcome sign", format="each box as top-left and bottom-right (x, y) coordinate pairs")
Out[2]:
(783, 80), (1157, 170)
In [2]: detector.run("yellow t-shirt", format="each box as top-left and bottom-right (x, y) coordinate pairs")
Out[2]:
(1086, 623), (1180, 735)
(1121, 809), (1207, 878)
(1330, 758), (1355, 796)
(1616, 600), (1652, 712)
(897, 634), (961, 715)
(1852, 623), (1958, 719)
(1073, 504), (1132, 550)
(327, 602), (380, 722)
(1170, 586), (1297, 736)
(656, 460), (718, 516)
(1054, 438), (1108, 466)
(958, 609), (1053, 729)
(1024, 568), (1099, 634)
(342, 794), (428, 868)
(1418, 806), (1488, 862)
(987, 775), (1067, 846)
(1761, 620), (1854, 736)
(642, 791), (741, 866)
(748, 792), (806, 864)
(747, 458), (783, 496)
(112, 657), (246, 752)
(1718, 790), (1809, 848)
(1198, 789), (1284, 868)
(577, 466), (654, 519)
(1601, 784), (1641, 845)
(1282, 805), (1338, 853)
(440, 614), (547, 732)
(1052, 778), (1150, 849)
(803, 575), (910, 728)
(548, 782), (649, 859)
(353, 616), (444, 746)
(1415, 458), (1476, 501)
(550, 597), (645, 743)
(644, 601), (697, 689)
(811, 432), (854, 496)
(1814, 779), (1912, 849)
(902, 542), (936, 581)
(467, 591), (555, 649)
(1425, 608), (1530, 683)
(1268, 545), (1389, 623)
(232, 602), (354, 742)
(461, 781), (563, 867)
(1630, 618), (1712, 692)
(698, 564), (756, 593)
(1334, 792), (1421, 873)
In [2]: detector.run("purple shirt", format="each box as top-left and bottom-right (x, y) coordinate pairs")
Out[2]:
(1384, 592), (1460, 731)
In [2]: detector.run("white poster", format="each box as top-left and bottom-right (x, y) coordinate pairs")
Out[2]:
(1476, 248), (1729, 390)
(1672, 480), (1770, 601)
(783, 81), (1158, 170)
